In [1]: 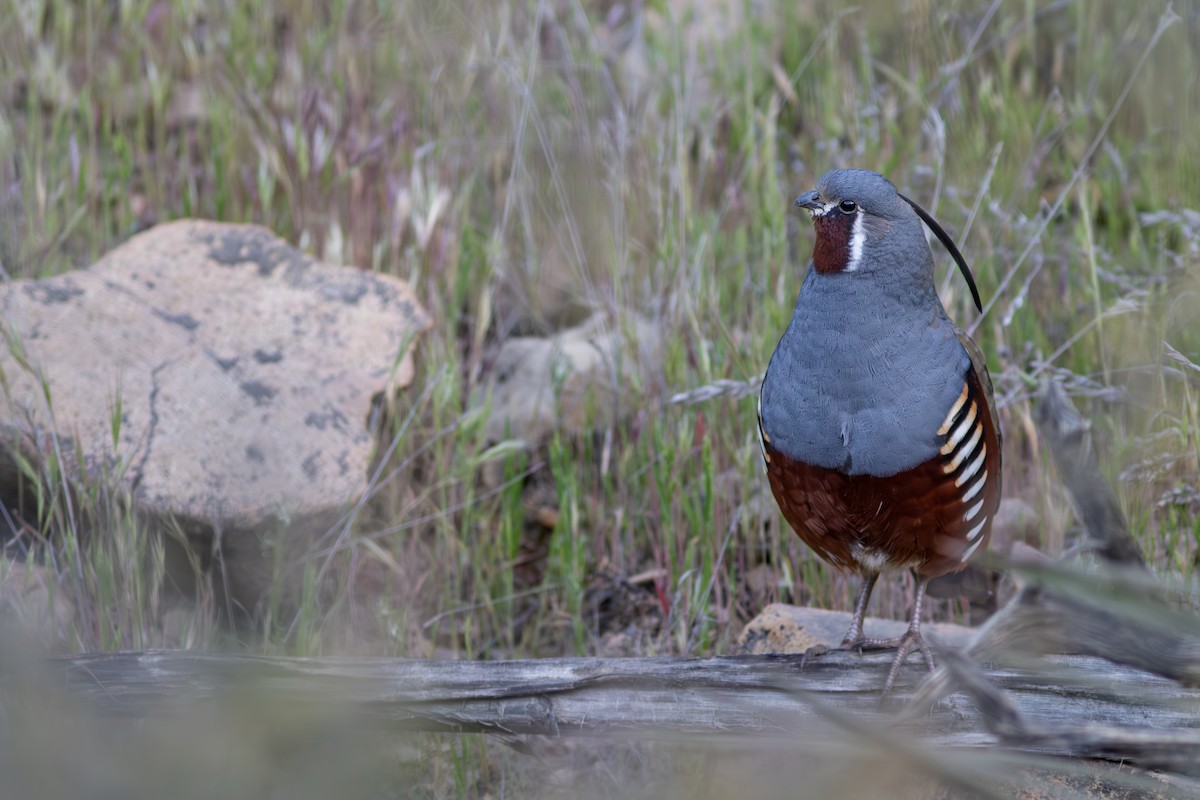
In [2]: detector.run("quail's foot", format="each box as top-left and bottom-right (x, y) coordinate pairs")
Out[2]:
(851, 625), (936, 698)
(836, 573), (879, 650)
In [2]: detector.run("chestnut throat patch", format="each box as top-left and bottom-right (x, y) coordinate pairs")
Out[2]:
(812, 212), (856, 274)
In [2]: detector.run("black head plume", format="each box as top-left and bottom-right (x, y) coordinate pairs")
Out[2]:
(898, 193), (983, 313)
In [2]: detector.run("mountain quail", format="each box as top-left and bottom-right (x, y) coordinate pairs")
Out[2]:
(758, 169), (1001, 695)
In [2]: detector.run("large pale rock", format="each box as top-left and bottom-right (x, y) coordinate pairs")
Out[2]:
(0, 220), (430, 609)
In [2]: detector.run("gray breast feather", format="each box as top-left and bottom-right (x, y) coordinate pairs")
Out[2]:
(761, 280), (970, 478)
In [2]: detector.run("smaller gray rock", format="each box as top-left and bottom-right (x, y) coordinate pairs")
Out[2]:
(990, 497), (1041, 555)
(737, 603), (973, 655)
(480, 313), (664, 446)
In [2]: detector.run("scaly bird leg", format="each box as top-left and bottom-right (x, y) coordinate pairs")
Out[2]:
(839, 572), (879, 649)
(853, 576), (935, 697)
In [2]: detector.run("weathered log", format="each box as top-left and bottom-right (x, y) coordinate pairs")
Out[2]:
(6, 645), (1195, 776)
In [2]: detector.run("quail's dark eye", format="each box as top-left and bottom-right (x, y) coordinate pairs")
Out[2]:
(839, 199), (858, 214)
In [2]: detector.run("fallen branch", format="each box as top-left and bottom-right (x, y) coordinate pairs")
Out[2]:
(2, 645), (1192, 774)
(1034, 379), (1147, 567)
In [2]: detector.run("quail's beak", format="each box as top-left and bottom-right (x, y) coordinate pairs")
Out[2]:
(794, 190), (822, 216)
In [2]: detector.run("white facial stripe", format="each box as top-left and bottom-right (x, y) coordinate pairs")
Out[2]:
(955, 444), (987, 487)
(938, 383), (970, 435)
(844, 211), (866, 272)
(944, 422), (983, 474)
(940, 401), (978, 455)
(961, 470), (987, 503)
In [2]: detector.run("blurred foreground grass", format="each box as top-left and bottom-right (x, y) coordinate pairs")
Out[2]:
(2, 0), (1200, 796)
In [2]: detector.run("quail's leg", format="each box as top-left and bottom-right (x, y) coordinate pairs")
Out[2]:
(855, 576), (936, 697)
(839, 572), (879, 649)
